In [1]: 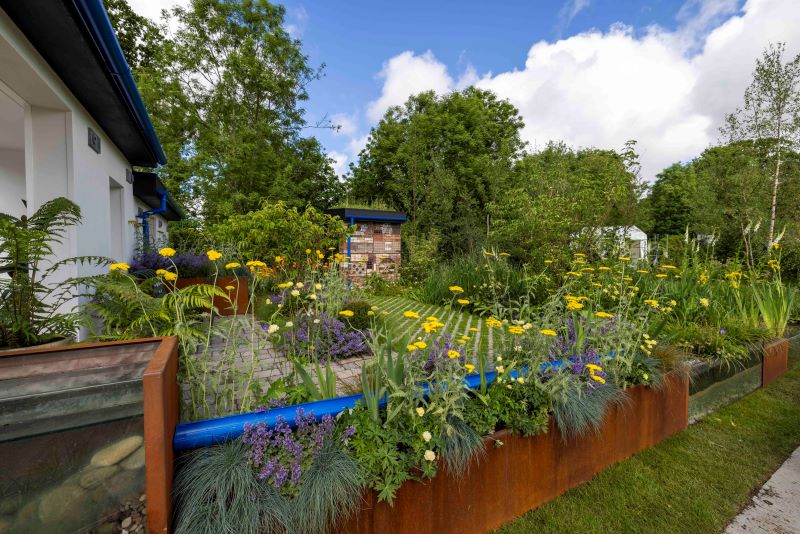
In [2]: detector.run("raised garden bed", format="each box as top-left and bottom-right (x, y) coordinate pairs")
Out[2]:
(337, 373), (688, 534)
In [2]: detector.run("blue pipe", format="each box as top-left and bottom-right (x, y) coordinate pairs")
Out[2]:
(173, 353), (612, 451)
(136, 188), (167, 248)
(71, 0), (167, 165)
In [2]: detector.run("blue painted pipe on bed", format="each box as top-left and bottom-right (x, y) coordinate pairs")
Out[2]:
(173, 354), (604, 451)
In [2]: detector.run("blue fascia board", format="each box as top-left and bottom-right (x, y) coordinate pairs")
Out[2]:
(72, 0), (167, 166)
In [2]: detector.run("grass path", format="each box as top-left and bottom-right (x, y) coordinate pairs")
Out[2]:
(370, 296), (497, 356)
(495, 361), (800, 534)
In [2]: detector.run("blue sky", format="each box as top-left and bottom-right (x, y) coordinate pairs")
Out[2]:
(130, 0), (800, 180)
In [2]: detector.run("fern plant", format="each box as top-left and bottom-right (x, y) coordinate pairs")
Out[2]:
(0, 198), (107, 348)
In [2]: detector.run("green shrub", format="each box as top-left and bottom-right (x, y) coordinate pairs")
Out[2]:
(340, 299), (373, 331)
(210, 201), (349, 264)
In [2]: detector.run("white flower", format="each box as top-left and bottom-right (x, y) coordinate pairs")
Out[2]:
(496, 365), (504, 374)
(267, 324), (279, 334)
(291, 290), (300, 297)
(416, 407), (425, 417)
(313, 319), (320, 324)
(284, 321), (293, 328)
(496, 356), (503, 362)
(308, 293), (317, 300)
(422, 431), (432, 442)
(424, 450), (436, 462)
(523, 323), (532, 330)
(295, 282), (304, 289)
(315, 283), (322, 290)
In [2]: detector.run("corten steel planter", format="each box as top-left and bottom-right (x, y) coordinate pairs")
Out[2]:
(336, 373), (689, 534)
(174, 276), (248, 316)
(762, 338), (789, 387)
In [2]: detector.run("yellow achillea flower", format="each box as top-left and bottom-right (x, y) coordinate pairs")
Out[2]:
(414, 341), (427, 349)
(423, 319), (445, 333)
(586, 364), (603, 372)
(225, 285), (235, 291)
(155, 268), (168, 276)
(623, 276), (633, 281)
(581, 267), (595, 272)
(407, 344), (418, 352)
(592, 282), (602, 287)
(618, 257), (631, 261)
(574, 253), (586, 257)
(109, 262), (130, 272)
(595, 311), (613, 319)
(486, 317), (503, 328)
(426, 316), (438, 321)
(699, 298), (710, 307)
(655, 273), (668, 278)
(278, 282), (293, 288)
(207, 250), (222, 261)
(163, 272), (177, 281)
(539, 329), (557, 336)
(644, 299), (659, 308)
(403, 310), (421, 319)
(507, 325), (525, 335)
(499, 252), (510, 257)
(457, 298), (470, 305)
(159, 247), (176, 257)
(469, 327), (479, 332)
(565, 271), (582, 277)
(339, 310), (354, 317)
(465, 364), (476, 373)
(662, 265), (677, 270)
(636, 269), (648, 274)
(598, 266), (611, 271)
(225, 262), (241, 269)
(544, 259), (554, 264)
(591, 374), (606, 384)
(447, 350), (460, 359)
(566, 300), (584, 311)
(449, 285), (464, 293)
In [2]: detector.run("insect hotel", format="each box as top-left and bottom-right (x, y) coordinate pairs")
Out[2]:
(326, 208), (406, 285)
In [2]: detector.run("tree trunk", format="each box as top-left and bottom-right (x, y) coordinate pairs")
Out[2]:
(768, 139), (782, 251)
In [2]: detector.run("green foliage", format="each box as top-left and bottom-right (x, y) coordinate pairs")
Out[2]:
(752, 280), (796, 337)
(642, 163), (705, 236)
(0, 197), (108, 348)
(340, 299), (373, 331)
(292, 358), (339, 401)
(464, 378), (551, 437)
(489, 141), (641, 266)
(127, 0), (343, 222)
(399, 230), (441, 285)
(210, 202), (348, 263)
(348, 88), (525, 256)
(362, 273), (405, 296)
(174, 440), (290, 534)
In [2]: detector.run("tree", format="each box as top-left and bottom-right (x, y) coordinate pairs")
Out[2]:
(644, 163), (703, 236)
(347, 88), (525, 256)
(104, 0), (163, 70)
(721, 42), (800, 249)
(489, 142), (640, 264)
(113, 0), (342, 222)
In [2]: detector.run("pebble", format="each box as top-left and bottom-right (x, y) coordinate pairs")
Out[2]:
(121, 516), (132, 528)
(91, 436), (143, 467)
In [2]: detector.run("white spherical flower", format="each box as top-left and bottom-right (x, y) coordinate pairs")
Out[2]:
(416, 407), (425, 417)
(267, 324), (279, 334)
(285, 321), (293, 328)
(422, 431), (432, 442)
(315, 283), (322, 290)
(423, 450), (436, 462)
(295, 282), (304, 289)
(313, 319), (321, 324)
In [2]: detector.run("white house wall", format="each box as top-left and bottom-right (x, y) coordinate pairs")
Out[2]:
(0, 9), (139, 274)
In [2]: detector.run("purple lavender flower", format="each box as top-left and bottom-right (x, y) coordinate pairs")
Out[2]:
(285, 311), (370, 361)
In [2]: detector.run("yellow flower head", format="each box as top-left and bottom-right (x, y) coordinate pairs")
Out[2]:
(158, 247), (176, 257)
(225, 285), (235, 291)
(655, 273), (668, 278)
(469, 327), (478, 332)
(403, 310), (421, 319)
(457, 298), (470, 305)
(590, 374), (606, 384)
(163, 271), (177, 282)
(486, 317), (503, 329)
(565, 271), (582, 277)
(618, 257), (631, 262)
(449, 285), (464, 293)
(644, 299), (659, 308)
(699, 298), (710, 308)
(586, 363), (603, 373)
(278, 282), (293, 289)
(155, 268), (168, 276)
(539, 329), (557, 337)
(566, 300), (584, 311)
(414, 341), (428, 350)
(339, 310), (354, 317)
(109, 262), (130, 272)
(406, 344), (418, 352)
(507, 325), (525, 335)
(595, 311), (613, 319)
(447, 349), (460, 359)
(544, 259), (554, 264)
(206, 250), (222, 261)
(225, 262), (241, 269)
(598, 266), (611, 271)
(636, 269), (648, 274)
(465, 364), (476, 374)
(499, 252), (510, 257)
(416, 407), (425, 417)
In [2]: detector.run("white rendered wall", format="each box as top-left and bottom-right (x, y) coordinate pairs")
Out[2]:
(0, 147), (25, 217)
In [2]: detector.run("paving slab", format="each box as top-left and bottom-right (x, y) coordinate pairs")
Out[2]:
(725, 447), (800, 534)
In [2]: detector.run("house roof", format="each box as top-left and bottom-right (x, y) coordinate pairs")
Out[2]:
(0, 0), (166, 167)
(133, 172), (184, 221)
(326, 208), (407, 222)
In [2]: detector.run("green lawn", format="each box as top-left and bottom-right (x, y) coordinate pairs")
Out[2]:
(370, 295), (498, 356)
(495, 360), (800, 533)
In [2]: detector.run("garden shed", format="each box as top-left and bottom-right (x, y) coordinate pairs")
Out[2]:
(326, 208), (406, 285)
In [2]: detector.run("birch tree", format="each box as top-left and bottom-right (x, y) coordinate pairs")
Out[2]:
(721, 42), (800, 250)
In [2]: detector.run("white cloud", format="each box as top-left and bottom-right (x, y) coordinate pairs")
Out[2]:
(328, 150), (349, 177)
(356, 0), (800, 181)
(366, 51), (454, 122)
(347, 135), (370, 160)
(331, 113), (358, 137)
(557, 0), (592, 35)
(126, 0), (187, 23)
(286, 6), (309, 38)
